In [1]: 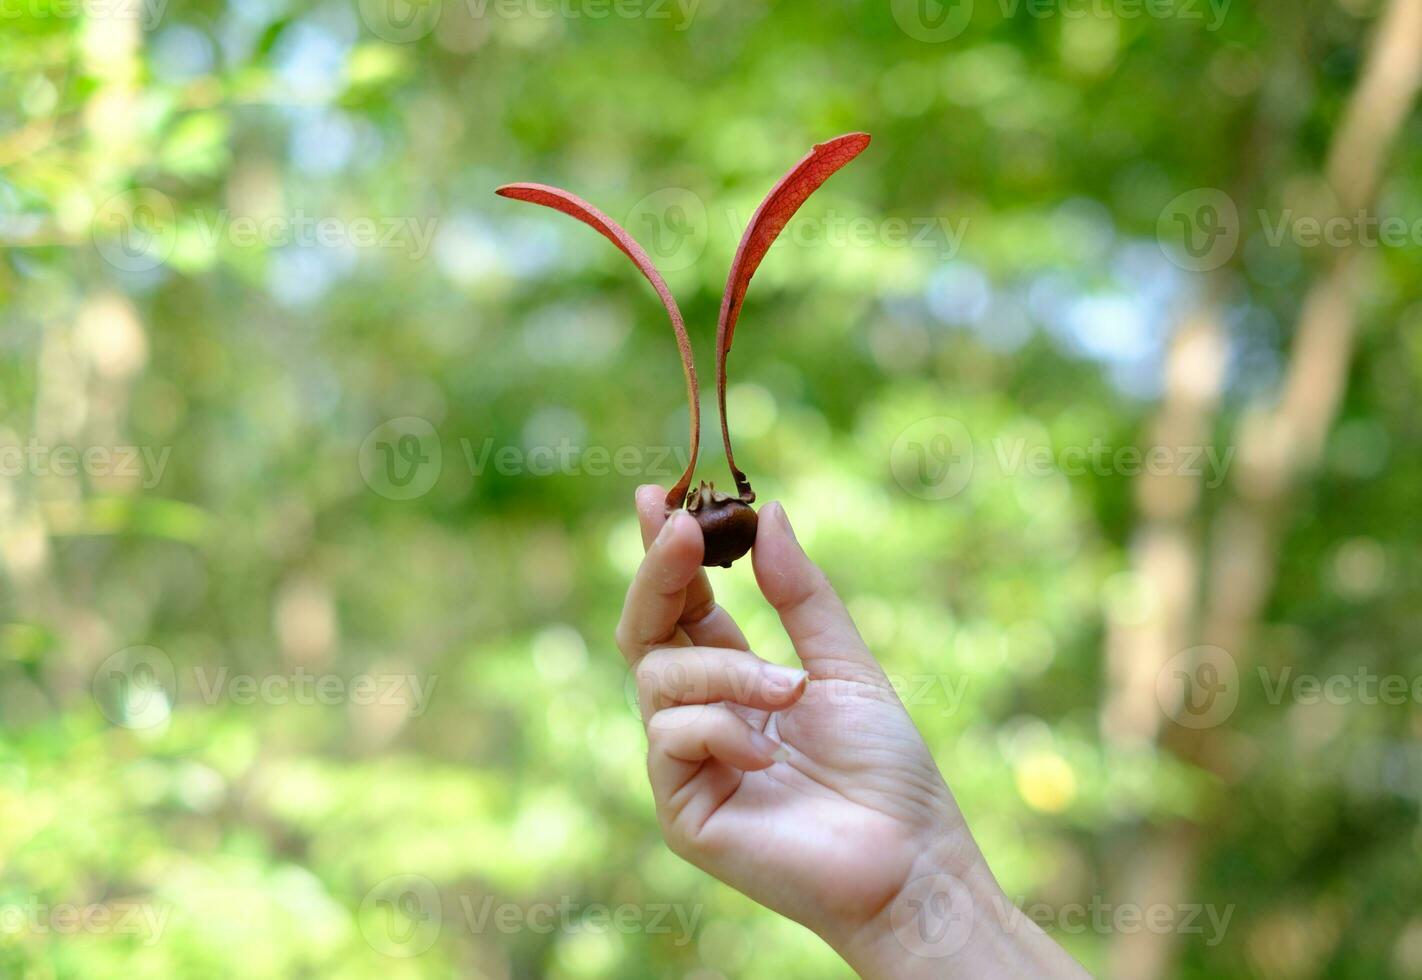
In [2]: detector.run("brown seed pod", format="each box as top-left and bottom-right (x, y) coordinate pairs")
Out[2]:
(686, 482), (758, 568)
(496, 133), (870, 567)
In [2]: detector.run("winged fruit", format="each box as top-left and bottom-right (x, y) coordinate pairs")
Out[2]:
(496, 132), (870, 567)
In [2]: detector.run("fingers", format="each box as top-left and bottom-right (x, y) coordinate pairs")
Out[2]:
(615, 508), (706, 663)
(751, 501), (888, 683)
(647, 704), (783, 800)
(636, 646), (808, 717)
(635, 485), (749, 652)
(637, 647), (806, 828)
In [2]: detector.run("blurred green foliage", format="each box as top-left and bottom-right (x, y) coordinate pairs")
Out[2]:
(2, 0), (1421, 977)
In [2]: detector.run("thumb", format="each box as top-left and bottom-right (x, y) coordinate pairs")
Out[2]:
(752, 502), (886, 682)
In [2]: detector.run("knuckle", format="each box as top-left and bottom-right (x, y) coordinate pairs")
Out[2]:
(663, 827), (696, 860)
(653, 651), (708, 706)
(779, 575), (822, 613)
(656, 813), (694, 857)
(681, 595), (718, 629)
(634, 657), (665, 709)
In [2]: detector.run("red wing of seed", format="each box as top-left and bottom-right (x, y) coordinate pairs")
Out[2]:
(496, 182), (700, 511)
(712, 133), (871, 498)
(716, 133), (871, 357)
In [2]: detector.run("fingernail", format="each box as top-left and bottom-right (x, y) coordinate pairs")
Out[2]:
(773, 503), (798, 545)
(762, 664), (808, 703)
(749, 730), (782, 760)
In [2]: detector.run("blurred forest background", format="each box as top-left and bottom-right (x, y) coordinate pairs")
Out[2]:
(3, 0), (1422, 976)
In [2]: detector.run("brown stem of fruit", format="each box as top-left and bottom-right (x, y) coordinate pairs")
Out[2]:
(714, 132), (872, 504)
(494, 183), (700, 511)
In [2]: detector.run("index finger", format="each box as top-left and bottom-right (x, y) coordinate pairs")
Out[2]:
(615, 509), (705, 664)
(634, 485), (749, 652)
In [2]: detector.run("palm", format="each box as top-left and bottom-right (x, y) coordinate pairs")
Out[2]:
(687, 677), (956, 936)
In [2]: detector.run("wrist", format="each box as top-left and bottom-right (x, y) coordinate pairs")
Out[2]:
(830, 835), (1090, 980)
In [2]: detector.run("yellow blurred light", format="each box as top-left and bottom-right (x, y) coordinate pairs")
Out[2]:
(1015, 750), (1077, 813)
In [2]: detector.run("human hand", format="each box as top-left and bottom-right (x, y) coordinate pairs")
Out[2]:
(616, 486), (1089, 978)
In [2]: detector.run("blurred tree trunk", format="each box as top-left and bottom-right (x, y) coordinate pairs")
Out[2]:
(1104, 1), (1422, 976)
